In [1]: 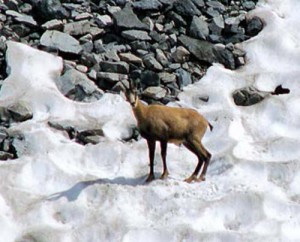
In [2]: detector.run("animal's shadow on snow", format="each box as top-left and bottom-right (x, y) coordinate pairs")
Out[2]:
(46, 175), (150, 202)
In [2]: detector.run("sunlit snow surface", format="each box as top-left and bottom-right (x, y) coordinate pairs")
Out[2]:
(1, 0), (300, 241)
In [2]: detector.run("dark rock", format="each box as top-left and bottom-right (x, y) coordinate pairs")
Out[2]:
(48, 121), (77, 139)
(206, 1), (226, 13)
(40, 30), (83, 55)
(132, 0), (163, 11)
(97, 72), (128, 84)
(189, 16), (209, 40)
(242, 1), (255, 11)
(209, 15), (225, 35)
(112, 5), (148, 30)
(213, 44), (235, 69)
(0, 107), (10, 126)
(33, 0), (70, 21)
(140, 70), (160, 87)
(191, 0), (205, 8)
(178, 35), (216, 64)
(205, 7), (221, 18)
(173, 0), (202, 17)
(77, 129), (104, 145)
(10, 24), (31, 38)
(169, 11), (187, 27)
(130, 41), (151, 51)
(0, 151), (14, 160)
(7, 102), (33, 122)
(100, 61), (129, 74)
(58, 69), (104, 102)
(0, 129), (8, 143)
(233, 86), (267, 106)
(176, 68), (192, 89)
(158, 0), (176, 8)
(143, 54), (163, 71)
(246, 16), (263, 36)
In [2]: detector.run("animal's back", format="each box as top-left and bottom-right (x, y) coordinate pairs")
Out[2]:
(142, 104), (209, 143)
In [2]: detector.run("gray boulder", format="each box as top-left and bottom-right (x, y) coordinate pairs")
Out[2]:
(40, 30), (83, 55)
(112, 5), (148, 30)
(178, 35), (217, 64)
(7, 101), (33, 122)
(173, 0), (202, 16)
(246, 17), (263, 36)
(232, 86), (267, 106)
(33, 0), (69, 21)
(189, 16), (209, 40)
(121, 30), (151, 41)
(100, 61), (129, 74)
(63, 20), (91, 36)
(58, 69), (104, 102)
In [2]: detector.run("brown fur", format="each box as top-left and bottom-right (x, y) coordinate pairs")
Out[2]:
(127, 91), (212, 183)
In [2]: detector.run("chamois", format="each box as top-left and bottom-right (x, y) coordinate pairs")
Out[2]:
(123, 81), (213, 183)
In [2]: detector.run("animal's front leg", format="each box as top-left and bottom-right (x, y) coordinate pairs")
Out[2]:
(146, 139), (156, 183)
(160, 141), (169, 179)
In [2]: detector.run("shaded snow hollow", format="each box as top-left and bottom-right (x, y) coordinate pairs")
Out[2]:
(1, 0), (300, 241)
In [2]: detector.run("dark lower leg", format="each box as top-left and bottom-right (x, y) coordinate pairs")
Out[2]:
(184, 158), (203, 183)
(146, 139), (156, 182)
(199, 152), (211, 181)
(160, 141), (169, 179)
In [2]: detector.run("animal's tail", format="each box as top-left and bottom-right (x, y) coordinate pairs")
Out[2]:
(271, 85), (290, 95)
(208, 122), (213, 131)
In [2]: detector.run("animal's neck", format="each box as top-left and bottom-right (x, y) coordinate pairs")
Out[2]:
(132, 98), (147, 124)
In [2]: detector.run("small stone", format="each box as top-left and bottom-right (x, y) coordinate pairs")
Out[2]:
(143, 86), (167, 100)
(132, 0), (163, 11)
(63, 20), (91, 36)
(121, 30), (151, 41)
(119, 53), (143, 66)
(7, 101), (33, 122)
(100, 61), (129, 74)
(76, 65), (88, 73)
(176, 68), (192, 88)
(0, 151), (14, 160)
(42, 19), (63, 30)
(95, 14), (113, 28)
(172, 46), (190, 63)
(97, 72), (128, 83)
(143, 54), (163, 71)
(159, 72), (177, 84)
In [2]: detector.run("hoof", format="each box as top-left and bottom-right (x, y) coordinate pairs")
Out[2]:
(184, 175), (197, 183)
(160, 172), (169, 180)
(145, 174), (155, 183)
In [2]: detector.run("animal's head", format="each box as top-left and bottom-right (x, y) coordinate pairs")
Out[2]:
(121, 80), (139, 107)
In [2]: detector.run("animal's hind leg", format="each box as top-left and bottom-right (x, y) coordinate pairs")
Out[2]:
(197, 143), (211, 181)
(160, 141), (169, 179)
(146, 139), (156, 183)
(183, 141), (204, 183)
